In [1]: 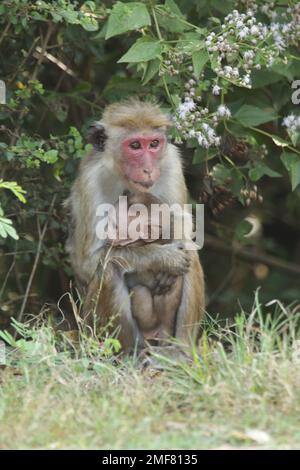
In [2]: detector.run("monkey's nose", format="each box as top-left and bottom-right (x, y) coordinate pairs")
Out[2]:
(143, 169), (152, 175)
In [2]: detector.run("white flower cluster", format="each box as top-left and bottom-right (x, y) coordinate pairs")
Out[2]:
(212, 84), (221, 95)
(174, 94), (231, 148)
(217, 105), (231, 119)
(205, 9), (277, 88)
(261, 3), (300, 50)
(282, 114), (300, 134)
(270, 22), (286, 51)
(188, 123), (221, 148)
(224, 9), (268, 41)
(177, 98), (196, 119)
(172, 4), (300, 149)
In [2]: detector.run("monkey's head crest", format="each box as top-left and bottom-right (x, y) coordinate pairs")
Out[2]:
(102, 99), (171, 131)
(87, 99), (171, 152)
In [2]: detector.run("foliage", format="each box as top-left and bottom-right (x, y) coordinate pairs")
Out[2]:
(0, 180), (26, 240)
(0, 0), (300, 325)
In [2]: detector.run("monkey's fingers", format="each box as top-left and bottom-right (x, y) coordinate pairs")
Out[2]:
(168, 257), (190, 276)
(152, 273), (178, 295)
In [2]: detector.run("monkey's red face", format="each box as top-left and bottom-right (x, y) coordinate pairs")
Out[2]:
(120, 133), (166, 192)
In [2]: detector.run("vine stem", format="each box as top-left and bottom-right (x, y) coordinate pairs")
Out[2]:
(225, 119), (300, 156)
(151, 6), (175, 108)
(151, 6), (163, 41)
(248, 126), (300, 156)
(162, 76), (174, 106)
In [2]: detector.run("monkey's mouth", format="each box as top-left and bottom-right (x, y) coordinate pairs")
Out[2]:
(133, 180), (154, 189)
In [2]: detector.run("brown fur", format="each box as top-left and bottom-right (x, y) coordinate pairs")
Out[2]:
(102, 99), (171, 130)
(66, 99), (205, 355)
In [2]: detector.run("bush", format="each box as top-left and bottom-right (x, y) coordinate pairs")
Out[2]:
(0, 0), (300, 327)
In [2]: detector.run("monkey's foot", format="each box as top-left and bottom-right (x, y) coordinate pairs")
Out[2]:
(138, 345), (199, 371)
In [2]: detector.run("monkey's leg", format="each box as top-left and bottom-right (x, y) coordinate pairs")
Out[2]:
(82, 266), (144, 353)
(175, 253), (205, 345)
(154, 276), (183, 340)
(131, 286), (160, 339)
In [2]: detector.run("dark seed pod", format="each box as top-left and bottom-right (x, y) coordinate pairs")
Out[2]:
(199, 173), (237, 216)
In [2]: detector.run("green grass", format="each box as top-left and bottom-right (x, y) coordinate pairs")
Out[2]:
(1, 292), (300, 450)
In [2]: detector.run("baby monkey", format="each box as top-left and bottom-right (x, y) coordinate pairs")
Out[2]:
(108, 191), (191, 342)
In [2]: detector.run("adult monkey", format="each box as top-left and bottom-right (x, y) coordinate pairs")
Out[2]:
(66, 100), (205, 353)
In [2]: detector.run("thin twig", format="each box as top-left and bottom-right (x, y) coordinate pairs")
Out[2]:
(33, 46), (76, 77)
(0, 258), (15, 301)
(0, 250), (35, 257)
(32, 22), (55, 81)
(9, 36), (41, 84)
(0, 22), (11, 47)
(204, 234), (300, 276)
(17, 195), (56, 325)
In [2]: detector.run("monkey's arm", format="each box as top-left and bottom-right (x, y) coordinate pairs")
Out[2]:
(109, 241), (191, 276)
(125, 270), (179, 295)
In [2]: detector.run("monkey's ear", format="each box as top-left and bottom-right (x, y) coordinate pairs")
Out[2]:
(87, 121), (107, 152)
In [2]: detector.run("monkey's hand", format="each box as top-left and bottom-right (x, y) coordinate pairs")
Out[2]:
(125, 270), (179, 296)
(125, 241), (191, 275)
(152, 272), (180, 295)
(156, 242), (191, 276)
(147, 242), (191, 295)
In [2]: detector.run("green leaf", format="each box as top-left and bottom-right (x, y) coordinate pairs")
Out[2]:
(106, 2), (151, 39)
(210, 0), (235, 14)
(271, 62), (295, 81)
(118, 38), (162, 63)
(0, 216), (19, 240)
(280, 152), (300, 191)
(192, 49), (209, 78)
(157, 0), (189, 33)
(176, 37), (205, 54)
(193, 147), (217, 163)
(0, 329), (17, 347)
(165, 0), (184, 16)
(43, 149), (58, 164)
(249, 163), (281, 182)
(234, 105), (278, 127)
(0, 179), (26, 203)
(80, 16), (99, 32)
(271, 135), (289, 148)
(3, 222), (19, 240)
(60, 9), (79, 24)
(93, 21), (108, 40)
(142, 59), (160, 85)
(211, 164), (232, 184)
(290, 132), (300, 148)
(251, 70), (282, 88)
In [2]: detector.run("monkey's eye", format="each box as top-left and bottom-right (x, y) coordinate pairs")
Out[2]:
(150, 139), (159, 149)
(129, 141), (142, 150)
